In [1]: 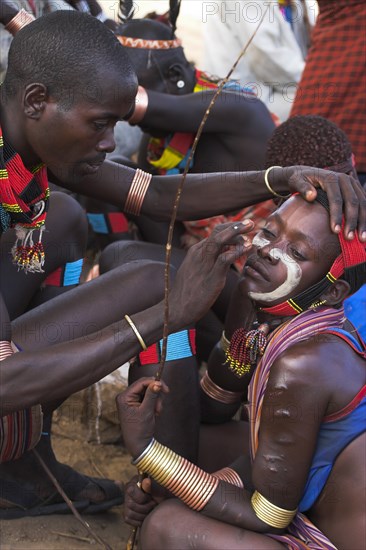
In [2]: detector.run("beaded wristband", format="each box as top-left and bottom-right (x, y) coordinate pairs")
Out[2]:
(251, 490), (297, 529)
(5, 9), (35, 35)
(264, 166), (291, 200)
(127, 86), (149, 125)
(200, 371), (244, 405)
(124, 315), (147, 351)
(134, 439), (219, 511)
(212, 467), (244, 488)
(139, 329), (196, 365)
(124, 169), (152, 216)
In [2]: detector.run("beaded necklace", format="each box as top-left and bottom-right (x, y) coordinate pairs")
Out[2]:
(0, 127), (49, 272)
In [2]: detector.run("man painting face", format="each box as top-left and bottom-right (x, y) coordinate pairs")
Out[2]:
(240, 197), (341, 307)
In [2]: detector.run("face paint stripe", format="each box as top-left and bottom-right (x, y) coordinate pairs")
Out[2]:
(249, 237), (303, 303)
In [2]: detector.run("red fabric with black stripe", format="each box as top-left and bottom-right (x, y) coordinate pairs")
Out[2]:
(291, 0), (366, 171)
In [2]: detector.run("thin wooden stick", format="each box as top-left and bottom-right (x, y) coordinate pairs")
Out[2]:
(32, 449), (112, 550)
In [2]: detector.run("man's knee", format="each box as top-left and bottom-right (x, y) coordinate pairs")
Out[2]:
(99, 241), (139, 272)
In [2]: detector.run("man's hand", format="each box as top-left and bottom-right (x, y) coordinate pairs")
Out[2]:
(169, 221), (253, 331)
(116, 378), (169, 459)
(275, 167), (366, 241)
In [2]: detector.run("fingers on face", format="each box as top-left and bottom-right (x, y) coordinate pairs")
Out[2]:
(203, 222), (253, 258)
(214, 223), (253, 266)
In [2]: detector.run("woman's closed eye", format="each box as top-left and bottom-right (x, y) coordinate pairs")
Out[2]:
(288, 246), (307, 261)
(261, 227), (277, 239)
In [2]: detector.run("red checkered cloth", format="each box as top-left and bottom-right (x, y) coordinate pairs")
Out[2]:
(291, 0), (366, 172)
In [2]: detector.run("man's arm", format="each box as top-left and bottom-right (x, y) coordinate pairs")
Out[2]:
(58, 163), (366, 240)
(1, 223), (249, 413)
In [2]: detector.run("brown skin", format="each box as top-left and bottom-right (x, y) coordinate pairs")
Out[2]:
(118, 198), (365, 549)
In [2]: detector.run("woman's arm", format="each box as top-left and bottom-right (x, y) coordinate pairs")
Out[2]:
(136, 89), (274, 135)
(119, 344), (333, 534)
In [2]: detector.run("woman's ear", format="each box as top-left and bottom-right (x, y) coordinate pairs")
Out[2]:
(322, 279), (351, 306)
(166, 63), (185, 85)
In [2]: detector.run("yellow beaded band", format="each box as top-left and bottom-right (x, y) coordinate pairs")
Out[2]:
(124, 314), (147, 351)
(220, 331), (231, 353)
(134, 439), (219, 511)
(212, 467), (244, 488)
(264, 166), (291, 200)
(200, 371), (244, 405)
(124, 169), (152, 216)
(251, 490), (297, 529)
(5, 9), (35, 35)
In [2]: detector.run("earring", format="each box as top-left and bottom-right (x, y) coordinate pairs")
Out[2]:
(310, 299), (327, 310)
(177, 80), (185, 89)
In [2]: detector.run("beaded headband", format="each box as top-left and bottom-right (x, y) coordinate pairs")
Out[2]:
(117, 35), (182, 50)
(262, 190), (366, 316)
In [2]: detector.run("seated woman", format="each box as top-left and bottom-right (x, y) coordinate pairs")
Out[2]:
(117, 189), (365, 550)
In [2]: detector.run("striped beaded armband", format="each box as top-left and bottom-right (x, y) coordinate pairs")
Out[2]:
(0, 341), (43, 463)
(87, 212), (129, 235)
(212, 467), (244, 488)
(42, 259), (83, 287)
(200, 371), (244, 405)
(138, 329), (196, 366)
(133, 439), (219, 511)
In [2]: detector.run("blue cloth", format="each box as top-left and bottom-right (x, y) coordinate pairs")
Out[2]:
(344, 284), (366, 340)
(299, 396), (365, 512)
(298, 328), (365, 512)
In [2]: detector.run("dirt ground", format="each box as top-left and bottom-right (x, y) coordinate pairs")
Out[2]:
(0, 378), (138, 550)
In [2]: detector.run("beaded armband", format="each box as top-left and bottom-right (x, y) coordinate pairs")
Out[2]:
(200, 371), (244, 405)
(251, 490), (297, 529)
(43, 259), (83, 287)
(138, 329), (196, 365)
(212, 467), (244, 488)
(133, 439), (219, 511)
(87, 212), (129, 235)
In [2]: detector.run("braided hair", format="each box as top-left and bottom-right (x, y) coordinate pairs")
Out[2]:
(118, 0), (135, 23)
(169, 0), (182, 35)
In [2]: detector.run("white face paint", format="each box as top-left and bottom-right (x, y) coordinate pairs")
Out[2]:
(248, 234), (303, 303)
